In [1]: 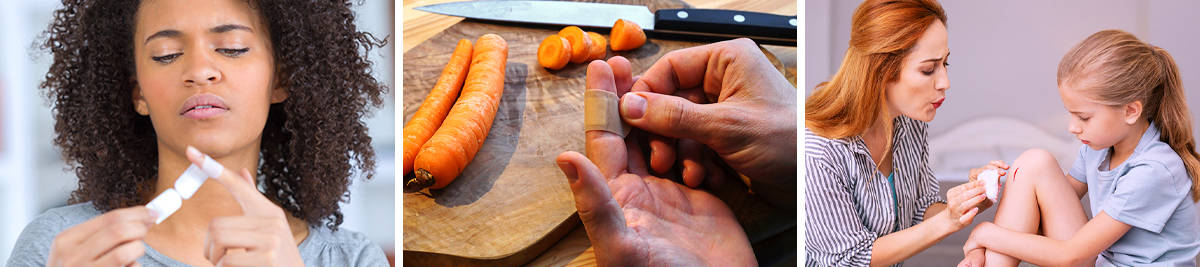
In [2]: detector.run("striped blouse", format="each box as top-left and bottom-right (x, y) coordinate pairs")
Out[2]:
(805, 116), (946, 266)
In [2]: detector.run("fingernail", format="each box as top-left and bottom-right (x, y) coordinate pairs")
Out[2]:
(186, 146), (201, 159)
(620, 93), (646, 119)
(557, 161), (578, 182)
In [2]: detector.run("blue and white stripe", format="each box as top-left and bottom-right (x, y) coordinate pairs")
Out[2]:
(804, 116), (946, 266)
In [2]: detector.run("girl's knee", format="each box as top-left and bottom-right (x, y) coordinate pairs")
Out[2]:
(1013, 148), (1059, 170)
(1009, 148), (1068, 186)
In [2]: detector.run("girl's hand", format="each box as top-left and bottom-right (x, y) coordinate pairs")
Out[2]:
(943, 180), (987, 230)
(957, 247), (986, 267)
(48, 207), (155, 267)
(186, 146), (304, 267)
(961, 222), (991, 255)
(968, 160), (1009, 182)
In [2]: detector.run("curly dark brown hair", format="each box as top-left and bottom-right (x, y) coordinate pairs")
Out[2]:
(40, 0), (387, 230)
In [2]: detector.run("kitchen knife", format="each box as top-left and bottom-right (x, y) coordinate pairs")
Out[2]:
(414, 1), (797, 46)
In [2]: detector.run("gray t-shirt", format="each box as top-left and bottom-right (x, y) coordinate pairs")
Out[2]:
(6, 202), (389, 267)
(1069, 123), (1200, 267)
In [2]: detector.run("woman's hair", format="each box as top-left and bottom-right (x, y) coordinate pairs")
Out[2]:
(1058, 29), (1200, 202)
(805, 0), (946, 140)
(41, 0), (387, 229)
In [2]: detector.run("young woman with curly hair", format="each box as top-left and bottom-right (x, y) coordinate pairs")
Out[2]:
(6, 0), (388, 266)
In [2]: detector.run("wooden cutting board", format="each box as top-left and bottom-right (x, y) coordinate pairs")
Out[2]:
(402, 0), (793, 265)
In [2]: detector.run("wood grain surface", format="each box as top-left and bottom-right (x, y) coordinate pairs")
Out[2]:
(402, 0), (798, 266)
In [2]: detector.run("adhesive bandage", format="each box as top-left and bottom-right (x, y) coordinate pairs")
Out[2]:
(200, 154), (224, 178)
(584, 89), (631, 137)
(146, 155), (226, 224)
(980, 169), (1001, 201)
(146, 188), (183, 224)
(174, 165), (208, 200)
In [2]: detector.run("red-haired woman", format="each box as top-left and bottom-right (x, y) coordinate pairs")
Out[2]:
(805, 0), (989, 266)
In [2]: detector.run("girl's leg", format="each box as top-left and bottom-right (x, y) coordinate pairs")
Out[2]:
(984, 149), (1090, 266)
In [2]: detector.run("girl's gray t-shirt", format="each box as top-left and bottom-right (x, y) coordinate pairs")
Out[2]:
(6, 202), (389, 267)
(1069, 123), (1200, 267)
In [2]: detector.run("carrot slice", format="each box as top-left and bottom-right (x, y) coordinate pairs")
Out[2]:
(537, 34), (571, 70)
(586, 31), (607, 61)
(559, 26), (592, 64)
(409, 34), (508, 191)
(610, 19), (646, 51)
(402, 39), (472, 176)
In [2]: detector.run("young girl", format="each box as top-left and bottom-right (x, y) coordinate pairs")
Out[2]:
(960, 30), (1200, 266)
(6, 0), (388, 266)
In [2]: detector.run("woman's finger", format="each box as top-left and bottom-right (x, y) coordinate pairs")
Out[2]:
(206, 229), (272, 263)
(186, 146), (280, 218)
(95, 240), (144, 267)
(213, 249), (257, 267)
(958, 207), (980, 224)
(210, 216), (285, 232)
(57, 207), (153, 250)
(956, 194), (986, 216)
(968, 168), (982, 181)
(81, 218), (152, 261)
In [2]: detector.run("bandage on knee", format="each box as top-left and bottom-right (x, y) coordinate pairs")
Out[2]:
(584, 89), (631, 137)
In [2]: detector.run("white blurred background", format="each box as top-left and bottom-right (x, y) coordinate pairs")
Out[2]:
(806, 0), (1200, 182)
(0, 0), (396, 262)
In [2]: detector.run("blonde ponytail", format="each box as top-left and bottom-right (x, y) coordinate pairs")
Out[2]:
(1149, 48), (1200, 202)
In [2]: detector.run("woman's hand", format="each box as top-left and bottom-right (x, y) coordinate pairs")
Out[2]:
(967, 160), (1009, 209)
(968, 160), (1010, 182)
(186, 146), (304, 267)
(48, 207), (156, 267)
(942, 180), (987, 231)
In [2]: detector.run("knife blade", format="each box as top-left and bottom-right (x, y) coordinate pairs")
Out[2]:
(415, 1), (797, 46)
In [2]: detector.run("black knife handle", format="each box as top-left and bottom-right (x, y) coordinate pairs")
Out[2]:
(653, 8), (797, 46)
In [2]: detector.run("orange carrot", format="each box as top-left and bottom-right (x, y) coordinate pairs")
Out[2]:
(586, 31), (607, 61)
(610, 19), (646, 51)
(537, 34), (571, 70)
(402, 39), (472, 176)
(559, 26), (592, 64)
(409, 34), (508, 191)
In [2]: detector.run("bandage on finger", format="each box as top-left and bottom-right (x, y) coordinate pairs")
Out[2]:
(584, 89), (631, 137)
(200, 154), (224, 178)
(174, 165), (208, 200)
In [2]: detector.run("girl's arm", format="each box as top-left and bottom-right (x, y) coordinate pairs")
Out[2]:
(972, 212), (1130, 266)
(1066, 174), (1088, 198)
